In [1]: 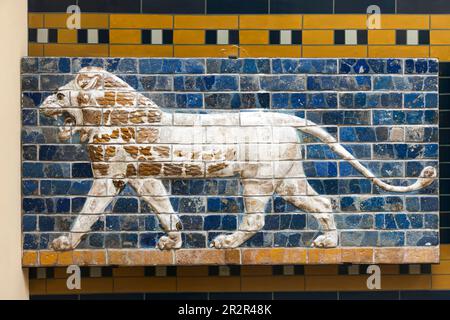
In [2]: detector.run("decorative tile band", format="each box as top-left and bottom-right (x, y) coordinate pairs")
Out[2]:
(21, 57), (439, 266)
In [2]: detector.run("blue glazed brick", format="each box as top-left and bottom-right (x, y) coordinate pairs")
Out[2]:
(22, 146), (37, 160)
(207, 59), (270, 74)
(138, 75), (172, 91)
(22, 180), (39, 196)
(112, 198), (139, 213)
(174, 75), (238, 91)
(272, 59), (337, 74)
(279, 214), (306, 230)
(39, 58), (71, 73)
(71, 58), (105, 72)
(303, 161), (337, 177)
(176, 94), (203, 108)
(23, 215), (37, 232)
(274, 232), (302, 247)
(23, 198), (46, 213)
(405, 59), (438, 74)
(264, 215), (280, 230)
(21, 58), (38, 73)
(39, 145), (89, 161)
(22, 92), (46, 108)
(40, 74), (74, 91)
(140, 59), (205, 74)
(340, 127), (377, 142)
(308, 179), (338, 195)
(307, 110), (370, 125)
(340, 231), (379, 246)
(182, 232), (207, 248)
(180, 215), (203, 231)
(23, 234), (39, 250)
(379, 231), (405, 246)
(105, 234), (120, 248)
(72, 163), (93, 178)
(241, 232), (274, 248)
(373, 76), (438, 91)
(338, 179), (372, 194)
(207, 197), (244, 213)
(272, 93), (337, 109)
(204, 215), (237, 230)
(240, 76), (260, 91)
(38, 216), (55, 232)
(45, 198), (70, 213)
(424, 214), (439, 229)
(106, 58), (138, 73)
(421, 197), (439, 211)
(404, 93), (425, 108)
(177, 197), (205, 213)
(205, 93), (269, 109)
(120, 216), (140, 231)
(121, 233), (138, 248)
(143, 93), (176, 108)
(139, 232), (164, 248)
(335, 214), (373, 229)
(106, 216), (120, 231)
(307, 144), (371, 160)
(21, 75), (39, 91)
(260, 75), (306, 91)
(307, 76), (371, 91)
(22, 109), (37, 125)
(406, 231), (439, 246)
(339, 59), (402, 74)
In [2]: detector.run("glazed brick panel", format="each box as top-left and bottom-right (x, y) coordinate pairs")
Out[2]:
(21, 58), (440, 265)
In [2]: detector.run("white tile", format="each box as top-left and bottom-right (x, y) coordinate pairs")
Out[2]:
(37, 268), (47, 279)
(348, 265), (360, 275)
(89, 267), (102, 278)
(345, 30), (358, 45)
(217, 30), (229, 45)
(37, 29), (48, 43)
(151, 30), (163, 45)
(219, 266), (230, 276)
(409, 264), (421, 275)
(283, 265), (295, 275)
(407, 30), (419, 45)
(280, 30), (292, 45)
(155, 266), (167, 277)
(87, 29), (99, 44)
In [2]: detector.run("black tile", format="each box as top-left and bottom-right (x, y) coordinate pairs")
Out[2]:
(28, 268), (37, 279)
(338, 265), (349, 275)
(442, 229), (450, 244)
(208, 266), (220, 276)
(144, 266), (155, 276)
(78, 0), (141, 13)
(142, 30), (152, 45)
(421, 265), (431, 274)
(396, 30), (407, 45)
(292, 30), (302, 45)
(440, 129), (450, 144)
(102, 267), (113, 277)
(207, 0), (268, 14)
(441, 196), (450, 211)
(98, 30), (110, 44)
(205, 30), (218, 44)
(48, 29), (58, 43)
(398, 0), (450, 13)
(46, 267), (55, 279)
(335, 0), (395, 13)
(440, 212), (450, 227)
(142, 0), (205, 14)
(357, 30), (368, 45)
(80, 267), (90, 277)
(28, 29), (37, 42)
(167, 266), (177, 277)
(210, 292), (273, 300)
(419, 30), (430, 45)
(441, 148), (450, 162)
(78, 29), (88, 44)
(440, 78), (450, 94)
(31, 295), (79, 300)
(440, 63), (450, 77)
(339, 291), (400, 300)
(294, 265), (304, 275)
(28, 0), (77, 12)
(269, 30), (281, 45)
(334, 30), (345, 45)
(145, 292), (208, 300)
(270, 0), (333, 13)
(272, 265), (284, 275)
(400, 290), (450, 300)
(440, 95), (450, 110)
(229, 265), (241, 276)
(274, 292), (338, 300)
(80, 293), (144, 300)
(441, 177), (450, 192)
(229, 30), (240, 45)
(399, 265), (409, 274)
(163, 30), (174, 45)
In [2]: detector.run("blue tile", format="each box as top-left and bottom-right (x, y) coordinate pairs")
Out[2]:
(207, 59), (270, 74)
(106, 58), (138, 73)
(260, 75), (306, 91)
(174, 75), (238, 91)
(273, 59), (337, 74)
(140, 59), (205, 74)
(113, 198), (139, 213)
(23, 215), (37, 232)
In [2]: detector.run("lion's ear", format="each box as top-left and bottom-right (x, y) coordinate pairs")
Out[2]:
(75, 73), (102, 90)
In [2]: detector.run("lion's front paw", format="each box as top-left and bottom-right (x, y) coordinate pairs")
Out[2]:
(210, 234), (241, 249)
(51, 236), (73, 251)
(311, 231), (338, 248)
(157, 233), (182, 250)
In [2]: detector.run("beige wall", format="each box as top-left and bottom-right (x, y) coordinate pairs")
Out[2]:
(0, 0), (29, 299)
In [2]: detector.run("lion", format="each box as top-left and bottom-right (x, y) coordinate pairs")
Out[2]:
(40, 67), (437, 251)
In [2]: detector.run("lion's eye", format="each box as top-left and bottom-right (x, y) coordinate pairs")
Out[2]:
(57, 93), (65, 100)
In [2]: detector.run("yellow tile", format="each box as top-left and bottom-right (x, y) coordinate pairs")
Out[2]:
(111, 14), (172, 29)
(112, 267), (145, 277)
(441, 245), (450, 259)
(177, 277), (241, 292)
(303, 45), (367, 58)
(44, 13), (109, 28)
(432, 261), (450, 275)
(431, 30), (450, 44)
(431, 46), (450, 61)
(22, 251), (38, 266)
(303, 15), (366, 29)
(369, 45), (429, 58)
(240, 266), (273, 277)
(177, 266), (209, 277)
(382, 275), (431, 290)
(379, 15), (429, 29)
(239, 45), (300, 58)
(241, 276), (305, 292)
(302, 30), (334, 45)
(380, 265), (400, 275)
(304, 265), (338, 276)
(432, 275), (450, 289)
(110, 30), (142, 44)
(175, 15), (238, 29)
(29, 279), (46, 295)
(110, 45), (173, 57)
(45, 44), (109, 57)
(58, 29), (78, 43)
(174, 45), (238, 58)
(239, 31), (268, 45)
(28, 14), (44, 28)
(240, 15), (302, 29)
(40, 252), (58, 266)
(114, 277), (176, 293)
(28, 44), (44, 56)
(368, 30), (396, 45)
(46, 278), (113, 294)
(174, 30), (205, 45)
(431, 15), (450, 29)
(306, 275), (368, 291)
